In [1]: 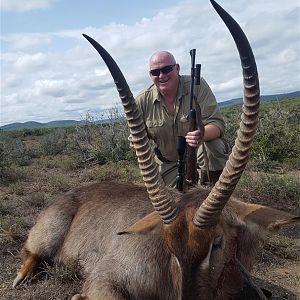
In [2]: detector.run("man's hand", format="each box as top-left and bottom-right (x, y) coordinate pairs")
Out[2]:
(185, 129), (203, 148)
(186, 124), (221, 148)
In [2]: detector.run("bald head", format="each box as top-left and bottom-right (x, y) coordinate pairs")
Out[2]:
(148, 51), (180, 97)
(149, 51), (176, 69)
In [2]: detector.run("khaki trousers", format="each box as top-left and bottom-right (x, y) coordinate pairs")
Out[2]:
(158, 137), (229, 188)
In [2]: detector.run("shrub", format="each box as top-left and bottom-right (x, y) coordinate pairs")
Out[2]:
(73, 108), (133, 166)
(0, 136), (31, 184)
(0, 165), (28, 184)
(17, 128), (50, 137)
(223, 98), (300, 172)
(0, 136), (31, 166)
(251, 109), (300, 169)
(40, 128), (70, 156)
(60, 155), (82, 171)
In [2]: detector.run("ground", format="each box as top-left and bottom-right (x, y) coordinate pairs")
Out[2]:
(0, 140), (299, 299)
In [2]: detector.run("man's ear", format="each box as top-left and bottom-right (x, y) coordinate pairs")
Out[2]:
(117, 211), (161, 235)
(230, 197), (300, 231)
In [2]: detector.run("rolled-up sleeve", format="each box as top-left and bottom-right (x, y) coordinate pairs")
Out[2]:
(196, 78), (225, 135)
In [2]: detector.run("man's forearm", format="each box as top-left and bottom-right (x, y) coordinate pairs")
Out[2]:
(203, 124), (221, 142)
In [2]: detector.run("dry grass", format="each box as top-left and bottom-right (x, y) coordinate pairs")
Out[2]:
(0, 134), (299, 300)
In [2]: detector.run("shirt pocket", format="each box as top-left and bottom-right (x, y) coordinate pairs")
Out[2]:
(146, 120), (164, 143)
(178, 114), (189, 136)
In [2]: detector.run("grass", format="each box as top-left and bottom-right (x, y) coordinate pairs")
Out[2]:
(41, 260), (81, 284)
(8, 181), (26, 195)
(262, 234), (299, 260)
(24, 192), (46, 208)
(236, 171), (300, 213)
(60, 155), (82, 171)
(0, 216), (28, 243)
(0, 96), (299, 299)
(83, 161), (141, 183)
(0, 165), (29, 185)
(47, 174), (71, 193)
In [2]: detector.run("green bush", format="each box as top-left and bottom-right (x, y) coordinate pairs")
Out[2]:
(0, 137), (31, 166)
(2, 127), (52, 139)
(0, 136), (32, 183)
(17, 128), (50, 137)
(73, 109), (133, 166)
(251, 109), (300, 169)
(40, 128), (69, 155)
(223, 98), (300, 171)
(60, 155), (82, 171)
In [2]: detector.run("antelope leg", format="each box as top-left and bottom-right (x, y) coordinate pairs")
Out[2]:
(13, 251), (39, 287)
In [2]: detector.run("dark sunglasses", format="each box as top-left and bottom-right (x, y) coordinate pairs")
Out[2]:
(149, 64), (176, 76)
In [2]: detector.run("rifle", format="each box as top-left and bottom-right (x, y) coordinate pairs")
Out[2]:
(185, 49), (202, 186)
(176, 136), (186, 191)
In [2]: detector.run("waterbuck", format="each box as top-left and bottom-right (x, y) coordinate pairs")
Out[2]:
(13, 1), (299, 299)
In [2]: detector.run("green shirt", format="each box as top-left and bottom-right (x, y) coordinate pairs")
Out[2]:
(135, 75), (225, 162)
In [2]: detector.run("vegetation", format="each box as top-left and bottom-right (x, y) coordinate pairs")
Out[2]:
(0, 96), (299, 299)
(222, 97), (300, 171)
(1, 97), (299, 191)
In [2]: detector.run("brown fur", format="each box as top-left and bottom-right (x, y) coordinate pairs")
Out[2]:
(14, 181), (298, 299)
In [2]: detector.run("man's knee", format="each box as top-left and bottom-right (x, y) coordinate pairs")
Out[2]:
(206, 138), (228, 156)
(198, 138), (229, 170)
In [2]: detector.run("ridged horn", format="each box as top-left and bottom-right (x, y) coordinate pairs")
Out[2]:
(82, 34), (178, 224)
(193, 0), (260, 228)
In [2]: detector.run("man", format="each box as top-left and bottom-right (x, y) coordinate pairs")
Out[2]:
(134, 50), (228, 188)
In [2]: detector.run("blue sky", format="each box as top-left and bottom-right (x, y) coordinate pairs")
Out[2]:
(2, 1), (177, 33)
(1, 0), (300, 126)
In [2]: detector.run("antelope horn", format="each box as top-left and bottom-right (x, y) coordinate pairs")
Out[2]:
(82, 34), (178, 224)
(193, 0), (260, 228)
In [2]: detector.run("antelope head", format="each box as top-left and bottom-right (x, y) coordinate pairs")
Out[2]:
(83, 1), (297, 299)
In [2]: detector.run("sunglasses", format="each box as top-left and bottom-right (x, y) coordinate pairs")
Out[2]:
(149, 64), (176, 76)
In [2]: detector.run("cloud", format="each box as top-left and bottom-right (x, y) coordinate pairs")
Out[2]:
(0, 0), (55, 12)
(1, 0), (299, 125)
(2, 33), (52, 51)
(14, 52), (47, 71)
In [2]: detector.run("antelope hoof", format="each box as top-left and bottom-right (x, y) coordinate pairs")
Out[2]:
(12, 274), (26, 287)
(71, 294), (88, 300)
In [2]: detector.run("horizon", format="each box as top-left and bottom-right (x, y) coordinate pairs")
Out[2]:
(1, 90), (299, 128)
(1, 0), (300, 126)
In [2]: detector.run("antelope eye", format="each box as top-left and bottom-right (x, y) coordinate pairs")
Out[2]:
(212, 236), (223, 250)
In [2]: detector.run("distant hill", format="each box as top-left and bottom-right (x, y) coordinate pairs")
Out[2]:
(0, 118), (120, 132)
(0, 120), (82, 131)
(1, 91), (299, 131)
(218, 90), (300, 107)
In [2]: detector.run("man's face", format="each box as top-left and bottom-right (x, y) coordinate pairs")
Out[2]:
(149, 54), (179, 95)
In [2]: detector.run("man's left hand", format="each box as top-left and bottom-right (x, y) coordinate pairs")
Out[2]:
(186, 129), (203, 148)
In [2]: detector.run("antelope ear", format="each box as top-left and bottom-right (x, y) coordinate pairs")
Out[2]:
(117, 211), (161, 235)
(230, 198), (300, 231)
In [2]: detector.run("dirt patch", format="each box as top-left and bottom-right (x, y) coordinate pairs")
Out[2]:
(252, 234), (300, 299)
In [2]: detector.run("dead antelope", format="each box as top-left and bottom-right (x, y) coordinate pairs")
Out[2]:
(13, 1), (299, 299)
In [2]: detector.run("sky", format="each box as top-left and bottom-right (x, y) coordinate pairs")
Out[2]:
(1, 0), (300, 126)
